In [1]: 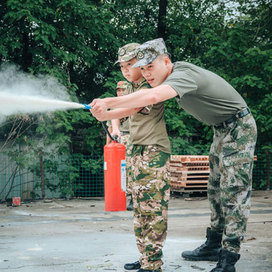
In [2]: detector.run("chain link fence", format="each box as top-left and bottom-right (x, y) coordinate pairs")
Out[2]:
(0, 154), (104, 202)
(0, 149), (271, 202)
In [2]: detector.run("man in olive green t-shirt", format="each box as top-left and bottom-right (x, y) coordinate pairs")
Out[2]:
(90, 38), (257, 272)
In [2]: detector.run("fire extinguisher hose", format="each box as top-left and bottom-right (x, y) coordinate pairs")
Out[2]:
(102, 121), (119, 142)
(82, 104), (119, 142)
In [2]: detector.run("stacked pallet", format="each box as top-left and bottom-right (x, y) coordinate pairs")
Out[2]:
(170, 155), (258, 193)
(170, 155), (210, 193)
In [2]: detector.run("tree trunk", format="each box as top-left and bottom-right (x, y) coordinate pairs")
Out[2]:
(266, 149), (271, 190)
(158, 0), (168, 39)
(22, 31), (32, 71)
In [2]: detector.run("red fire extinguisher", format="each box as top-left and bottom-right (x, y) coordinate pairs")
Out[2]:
(103, 122), (127, 212)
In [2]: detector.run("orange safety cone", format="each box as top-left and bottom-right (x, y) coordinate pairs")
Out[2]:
(104, 141), (127, 211)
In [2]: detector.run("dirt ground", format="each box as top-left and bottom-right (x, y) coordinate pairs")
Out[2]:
(0, 190), (271, 272)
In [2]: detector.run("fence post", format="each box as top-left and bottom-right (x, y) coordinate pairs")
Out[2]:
(266, 149), (271, 190)
(39, 151), (46, 199)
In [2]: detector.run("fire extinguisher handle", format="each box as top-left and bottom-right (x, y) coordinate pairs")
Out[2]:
(112, 134), (121, 143)
(102, 121), (120, 142)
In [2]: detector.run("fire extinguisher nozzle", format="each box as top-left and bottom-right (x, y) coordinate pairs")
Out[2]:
(83, 104), (92, 110)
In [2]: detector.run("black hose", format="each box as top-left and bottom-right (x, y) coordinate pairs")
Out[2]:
(101, 121), (118, 142)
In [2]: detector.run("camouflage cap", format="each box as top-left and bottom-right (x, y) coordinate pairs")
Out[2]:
(132, 38), (168, 68)
(116, 81), (129, 90)
(114, 43), (140, 65)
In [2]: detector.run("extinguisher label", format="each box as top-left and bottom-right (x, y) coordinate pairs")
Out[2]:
(121, 160), (126, 192)
(104, 161), (107, 170)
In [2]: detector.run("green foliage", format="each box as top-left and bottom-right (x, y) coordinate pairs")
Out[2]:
(255, 93), (272, 147)
(0, 0), (271, 195)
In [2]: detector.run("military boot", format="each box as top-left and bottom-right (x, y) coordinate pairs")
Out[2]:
(127, 195), (133, 211)
(182, 227), (222, 261)
(137, 269), (161, 272)
(124, 260), (140, 270)
(210, 249), (240, 272)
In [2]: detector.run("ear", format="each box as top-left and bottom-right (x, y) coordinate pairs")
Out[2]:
(163, 55), (171, 65)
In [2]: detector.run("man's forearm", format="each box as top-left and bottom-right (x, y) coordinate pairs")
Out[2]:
(103, 85), (177, 109)
(111, 118), (120, 131)
(90, 85), (177, 121)
(103, 89), (153, 109)
(95, 107), (140, 121)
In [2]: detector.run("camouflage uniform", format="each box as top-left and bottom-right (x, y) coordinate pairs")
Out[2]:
(208, 112), (257, 252)
(131, 145), (170, 271)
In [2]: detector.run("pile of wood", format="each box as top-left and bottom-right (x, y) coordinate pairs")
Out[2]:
(170, 155), (210, 193)
(170, 155), (257, 193)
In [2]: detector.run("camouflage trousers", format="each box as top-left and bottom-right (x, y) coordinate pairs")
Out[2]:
(120, 134), (133, 195)
(131, 145), (170, 271)
(208, 113), (257, 253)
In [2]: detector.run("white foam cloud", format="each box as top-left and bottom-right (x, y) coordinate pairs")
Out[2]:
(0, 64), (83, 122)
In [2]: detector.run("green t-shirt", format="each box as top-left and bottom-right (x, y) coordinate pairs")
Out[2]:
(129, 78), (171, 154)
(106, 116), (129, 132)
(120, 117), (129, 132)
(163, 62), (247, 126)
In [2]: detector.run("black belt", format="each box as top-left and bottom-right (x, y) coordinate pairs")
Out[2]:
(214, 108), (250, 129)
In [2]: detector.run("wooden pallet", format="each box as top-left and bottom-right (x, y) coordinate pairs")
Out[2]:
(171, 155), (257, 162)
(170, 154), (257, 193)
(171, 180), (208, 186)
(171, 155), (209, 163)
(170, 166), (210, 173)
(170, 155), (210, 193)
(171, 184), (208, 193)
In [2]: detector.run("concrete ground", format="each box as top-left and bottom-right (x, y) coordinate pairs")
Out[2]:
(0, 190), (271, 272)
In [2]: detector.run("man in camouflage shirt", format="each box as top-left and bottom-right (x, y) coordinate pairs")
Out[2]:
(90, 38), (257, 272)
(111, 80), (134, 210)
(106, 81), (130, 145)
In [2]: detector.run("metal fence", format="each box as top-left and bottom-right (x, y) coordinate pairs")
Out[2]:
(252, 149), (271, 190)
(0, 149), (271, 202)
(0, 154), (104, 202)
